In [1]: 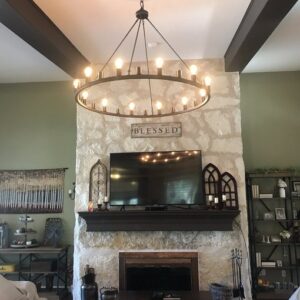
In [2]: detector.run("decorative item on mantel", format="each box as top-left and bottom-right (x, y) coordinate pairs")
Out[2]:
(0, 169), (66, 213)
(202, 163), (221, 209)
(202, 163), (239, 210)
(72, 0), (212, 118)
(89, 159), (108, 211)
(221, 172), (239, 210)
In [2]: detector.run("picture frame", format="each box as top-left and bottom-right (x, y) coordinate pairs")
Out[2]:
(293, 181), (300, 193)
(275, 208), (286, 220)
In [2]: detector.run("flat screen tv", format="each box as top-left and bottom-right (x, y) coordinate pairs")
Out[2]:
(109, 150), (203, 206)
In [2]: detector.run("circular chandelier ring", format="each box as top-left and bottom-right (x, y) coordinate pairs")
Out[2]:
(75, 74), (210, 118)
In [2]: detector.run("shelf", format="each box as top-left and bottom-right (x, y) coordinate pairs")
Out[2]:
(247, 172), (296, 178)
(0, 271), (19, 275)
(14, 230), (37, 236)
(253, 197), (291, 201)
(256, 242), (300, 246)
(258, 266), (298, 270)
(256, 290), (294, 300)
(254, 219), (300, 222)
(78, 209), (240, 231)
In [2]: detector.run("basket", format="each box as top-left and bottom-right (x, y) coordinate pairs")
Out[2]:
(210, 283), (233, 300)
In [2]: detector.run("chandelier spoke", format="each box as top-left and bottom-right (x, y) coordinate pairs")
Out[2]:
(146, 18), (190, 71)
(128, 19), (142, 75)
(99, 18), (139, 74)
(142, 19), (154, 115)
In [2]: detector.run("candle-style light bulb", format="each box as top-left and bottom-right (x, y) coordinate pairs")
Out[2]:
(181, 97), (188, 110)
(156, 101), (162, 114)
(155, 57), (164, 68)
(155, 57), (164, 75)
(190, 65), (198, 81)
(129, 102), (135, 115)
(73, 79), (80, 89)
(115, 58), (123, 69)
(84, 66), (93, 78)
(204, 76), (212, 86)
(81, 91), (89, 100)
(199, 88), (207, 97)
(190, 65), (198, 75)
(115, 58), (123, 76)
(102, 98), (108, 112)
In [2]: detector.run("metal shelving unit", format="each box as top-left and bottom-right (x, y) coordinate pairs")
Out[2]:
(0, 246), (69, 293)
(246, 172), (300, 300)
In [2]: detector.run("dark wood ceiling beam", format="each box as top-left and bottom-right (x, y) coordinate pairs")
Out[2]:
(225, 0), (298, 72)
(0, 0), (90, 78)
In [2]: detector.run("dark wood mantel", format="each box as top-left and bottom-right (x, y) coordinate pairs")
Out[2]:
(78, 209), (240, 231)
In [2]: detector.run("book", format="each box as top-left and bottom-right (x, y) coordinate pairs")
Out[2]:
(252, 185), (260, 198)
(259, 193), (273, 199)
(256, 252), (262, 267)
(261, 261), (276, 268)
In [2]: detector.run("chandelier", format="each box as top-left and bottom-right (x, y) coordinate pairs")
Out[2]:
(73, 0), (212, 118)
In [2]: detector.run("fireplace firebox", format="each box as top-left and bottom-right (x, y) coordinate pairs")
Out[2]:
(119, 252), (199, 291)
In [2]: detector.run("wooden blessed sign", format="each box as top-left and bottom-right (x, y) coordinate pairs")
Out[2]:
(131, 122), (182, 138)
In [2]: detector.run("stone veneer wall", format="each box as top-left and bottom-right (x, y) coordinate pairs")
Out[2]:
(73, 59), (251, 299)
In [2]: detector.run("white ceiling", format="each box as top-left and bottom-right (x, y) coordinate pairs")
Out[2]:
(0, 23), (70, 83)
(34, 0), (251, 64)
(1, 0), (300, 83)
(244, 1), (300, 73)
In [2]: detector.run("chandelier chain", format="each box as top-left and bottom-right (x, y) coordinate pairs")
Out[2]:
(140, 0), (144, 9)
(99, 19), (139, 74)
(128, 19), (142, 75)
(142, 19), (154, 114)
(146, 18), (190, 71)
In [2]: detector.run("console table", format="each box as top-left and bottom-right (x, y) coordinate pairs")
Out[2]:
(0, 246), (69, 293)
(116, 291), (212, 300)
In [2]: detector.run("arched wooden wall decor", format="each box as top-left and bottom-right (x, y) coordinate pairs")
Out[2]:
(89, 159), (108, 209)
(221, 172), (238, 209)
(202, 163), (221, 206)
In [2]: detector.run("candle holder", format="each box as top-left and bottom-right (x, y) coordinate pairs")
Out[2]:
(89, 159), (108, 210)
(202, 163), (221, 209)
(221, 172), (238, 210)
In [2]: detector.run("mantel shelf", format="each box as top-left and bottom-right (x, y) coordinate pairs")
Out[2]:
(78, 209), (240, 232)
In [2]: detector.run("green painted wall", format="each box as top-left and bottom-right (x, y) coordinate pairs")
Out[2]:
(240, 71), (300, 172)
(0, 81), (76, 245)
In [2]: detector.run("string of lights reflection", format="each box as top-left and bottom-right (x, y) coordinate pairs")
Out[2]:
(110, 151), (200, 179)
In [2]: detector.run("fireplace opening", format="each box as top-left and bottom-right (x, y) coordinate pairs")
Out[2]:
(126, 266), (191, 290)
(119, 252), (199, 291)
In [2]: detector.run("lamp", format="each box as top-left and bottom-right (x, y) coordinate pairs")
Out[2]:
(73, 0), (212, 118)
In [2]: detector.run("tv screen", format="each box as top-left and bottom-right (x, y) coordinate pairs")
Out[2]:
(109, 150), (203, 206)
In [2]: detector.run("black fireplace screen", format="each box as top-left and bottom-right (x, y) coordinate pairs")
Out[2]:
(126, 266), (191, 291)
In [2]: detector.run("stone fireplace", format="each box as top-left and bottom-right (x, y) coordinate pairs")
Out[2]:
(73, 59), (251, 299)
